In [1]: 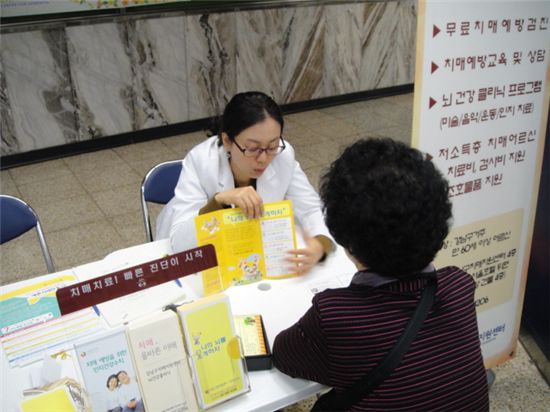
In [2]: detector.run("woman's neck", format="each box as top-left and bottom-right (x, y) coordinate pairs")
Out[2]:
(229, 161), (251, 187)
(231, 167), (252, 187)
(234, 177), (251, 188)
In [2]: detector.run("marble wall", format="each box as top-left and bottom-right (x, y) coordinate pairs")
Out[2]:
(0, 0), (416, 156)
(66, 23), (135, 140)
(187, 12), (237, 119)
(1, 30), (79, 154)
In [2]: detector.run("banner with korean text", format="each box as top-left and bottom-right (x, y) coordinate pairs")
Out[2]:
(412, 0), (550, 367)
(56, 245), (217, 316)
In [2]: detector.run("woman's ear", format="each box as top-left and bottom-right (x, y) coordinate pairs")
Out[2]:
(221, 133), (232, 151)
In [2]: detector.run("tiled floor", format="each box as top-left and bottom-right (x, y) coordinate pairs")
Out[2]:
(1, 93), (548, 410)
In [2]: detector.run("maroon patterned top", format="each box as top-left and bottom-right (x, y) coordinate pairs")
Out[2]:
(273, 266), (489, 411)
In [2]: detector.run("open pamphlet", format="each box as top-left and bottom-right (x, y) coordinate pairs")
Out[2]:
(195, 200), (297, 295)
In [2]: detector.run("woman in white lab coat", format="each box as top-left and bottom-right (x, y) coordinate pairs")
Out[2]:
(156, 91), (334, 274)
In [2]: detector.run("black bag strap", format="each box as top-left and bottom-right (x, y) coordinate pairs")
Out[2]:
(332, 275), (438, 408)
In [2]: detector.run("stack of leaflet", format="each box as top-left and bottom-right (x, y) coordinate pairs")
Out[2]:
(0, 271), (105, 368)
(13, 294), (250, 412)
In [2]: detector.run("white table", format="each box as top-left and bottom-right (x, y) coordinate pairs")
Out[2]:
(1, 240), (357, 412)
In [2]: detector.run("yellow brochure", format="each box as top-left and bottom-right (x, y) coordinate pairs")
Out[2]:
(195, 200), (297, 295)
(20, 387), (77, 412)
(177, 294), (249, 409)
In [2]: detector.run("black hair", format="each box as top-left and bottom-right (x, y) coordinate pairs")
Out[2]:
(215, 91), (283, 145)
(106, 374), (118, 388)
(320, 138), (452, 276)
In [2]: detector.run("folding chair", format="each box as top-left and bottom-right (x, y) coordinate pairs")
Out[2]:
(0, 194), (55, 273)
(141, 160), (183, 242)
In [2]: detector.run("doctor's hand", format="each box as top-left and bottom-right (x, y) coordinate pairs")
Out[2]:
(286, 235), (325, 276)
(214, 187), (264, 219)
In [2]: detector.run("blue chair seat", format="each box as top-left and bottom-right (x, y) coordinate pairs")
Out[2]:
(0, 195), (55, 273)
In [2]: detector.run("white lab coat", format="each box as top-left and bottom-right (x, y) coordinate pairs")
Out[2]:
(156, 135), (331, 252)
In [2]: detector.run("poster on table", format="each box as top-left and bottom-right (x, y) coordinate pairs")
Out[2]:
(412, 0), (550, 367)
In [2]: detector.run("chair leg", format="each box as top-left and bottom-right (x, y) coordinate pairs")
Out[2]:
(486, 368), (496, 390)
(35, 222), (55, 273)
(141, 198), (153, 242)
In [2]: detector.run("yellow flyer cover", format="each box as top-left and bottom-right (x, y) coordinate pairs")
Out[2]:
(195, 200), (297, 295)
(20, 387), (77, 412)
(177, 294), (249, 409)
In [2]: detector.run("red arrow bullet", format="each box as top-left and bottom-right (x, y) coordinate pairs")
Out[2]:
(429, 97), (437, 109)
(433, 25), (440, 37)
(431, 61), (439, 73)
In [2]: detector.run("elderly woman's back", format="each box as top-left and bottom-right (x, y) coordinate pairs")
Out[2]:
(272, 138), (489, 411)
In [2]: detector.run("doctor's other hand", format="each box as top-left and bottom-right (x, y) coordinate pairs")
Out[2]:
(214, 187), (264, 219)
(286, 236), (325, 276)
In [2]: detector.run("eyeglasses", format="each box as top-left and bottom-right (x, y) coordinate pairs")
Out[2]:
(233, 137), (286, 158)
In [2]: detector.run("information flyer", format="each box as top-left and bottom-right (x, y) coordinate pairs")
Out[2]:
(195, 200), (297, 295)
(412, 0), (549, 367)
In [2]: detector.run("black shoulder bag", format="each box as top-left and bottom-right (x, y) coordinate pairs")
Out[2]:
(311, 277), (437, 412)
